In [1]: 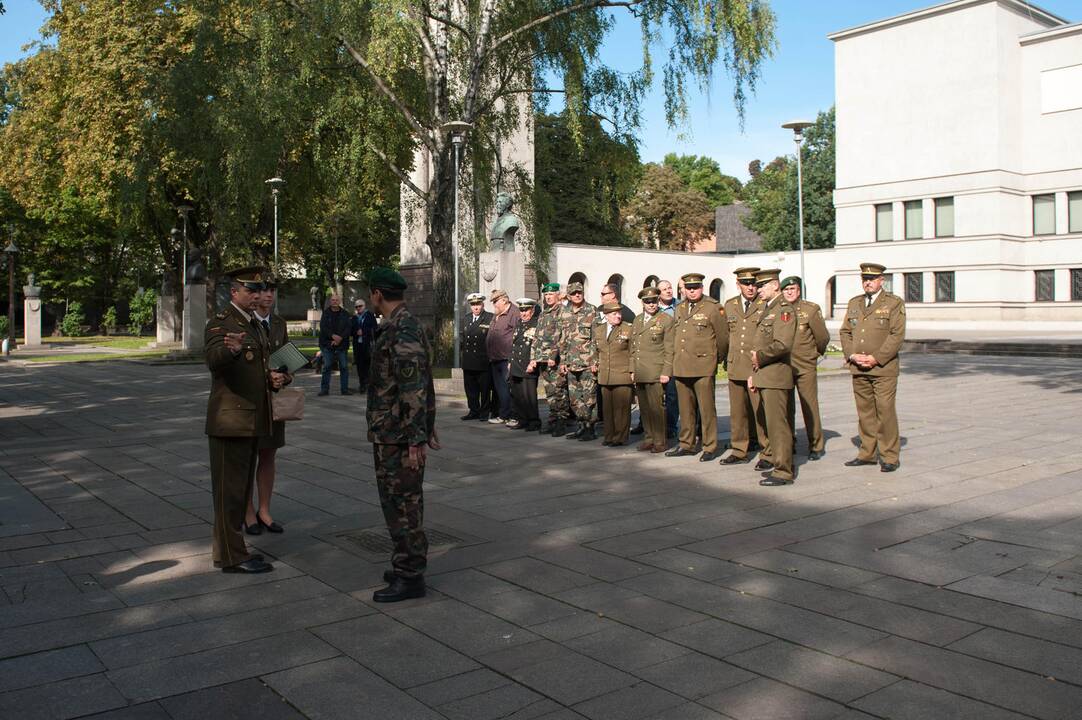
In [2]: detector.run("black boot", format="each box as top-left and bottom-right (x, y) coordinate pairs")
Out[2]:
(551, 419), (566, 437)
(578, 424), (597, 441)
(373, 575), (426, 603)
(565, 422), (584, 439)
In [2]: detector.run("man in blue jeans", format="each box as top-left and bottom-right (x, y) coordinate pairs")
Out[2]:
(485, 289), (519, 423)
(319, 294), (352, 396)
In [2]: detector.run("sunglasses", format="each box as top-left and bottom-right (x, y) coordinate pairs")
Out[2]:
(568, 291), (583, 295)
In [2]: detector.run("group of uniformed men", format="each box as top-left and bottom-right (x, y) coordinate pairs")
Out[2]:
(465, 262), (905, 487)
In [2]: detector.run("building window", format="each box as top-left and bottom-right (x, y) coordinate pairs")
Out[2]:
(904, 273), (923, 303)
(935, 272), (955, 302)
(1035, 270), (1055, 302)
(904, 200), (923, 239)
(935, 197), (954, 237)
(1033, 194), (1056, 236)
(1072, 269), (1082, 301)
(1069, 191), (1082, 234)
(875, 204), (893, 242)
(881, 274), (894, 294)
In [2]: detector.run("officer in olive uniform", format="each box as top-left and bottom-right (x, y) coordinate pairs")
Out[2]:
(720, 267), (768, 465)
(460, 292), (493, 421)
(594, 301), (635, 446)
(748, 269), (798, 486)
(667, 273), (728, 461)
(366, 267), (438, 602)
(630, 287), (674, 453)
(529, 283), (570, 437)
(204, 267), (287, 574)
(558, 281), (599, 441)
(508, 298), (541, 430)
(839, 262), (906, 472)
(780, 276), (830, 460)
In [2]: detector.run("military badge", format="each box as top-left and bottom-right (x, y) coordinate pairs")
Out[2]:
(245, 351), (254, 361)
(781, 311), (792, 322)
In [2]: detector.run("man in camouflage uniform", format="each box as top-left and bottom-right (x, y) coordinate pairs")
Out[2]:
(558, 281), (599, 441)
(529, 282), (569, 436)
(365, 267), (438, 602)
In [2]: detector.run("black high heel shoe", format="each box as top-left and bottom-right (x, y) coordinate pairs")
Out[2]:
(257, 512), (284, 534)
(244, 519), (263, 536)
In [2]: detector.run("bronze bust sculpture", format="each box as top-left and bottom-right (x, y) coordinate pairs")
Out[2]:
(488, 192), (521, 252)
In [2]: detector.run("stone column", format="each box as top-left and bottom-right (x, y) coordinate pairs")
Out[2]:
(478, 251), (527, 310)
(156, 293), (178, 346)
(22, 279), (44, 349)
(182, 283), (207, 352)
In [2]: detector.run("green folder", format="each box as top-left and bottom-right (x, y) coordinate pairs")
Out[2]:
(269, 342), (311, 373)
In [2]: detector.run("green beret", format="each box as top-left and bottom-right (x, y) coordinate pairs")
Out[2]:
(542, 282), (560, 293)
(368, 266), (407, 291)
(780, 276), (802, 290)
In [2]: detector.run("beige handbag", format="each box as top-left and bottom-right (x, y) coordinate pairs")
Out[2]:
(272, 387), (305, 422)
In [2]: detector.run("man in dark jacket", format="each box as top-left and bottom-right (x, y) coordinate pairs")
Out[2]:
(319, 293), (352, 396)
(460, 292), (493, 420)
(485, 289), (519, 424)
(508, 298), (541, 430)
(351, 298), (378, 392)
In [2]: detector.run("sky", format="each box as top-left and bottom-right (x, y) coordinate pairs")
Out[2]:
(1, 0), (1077, 182)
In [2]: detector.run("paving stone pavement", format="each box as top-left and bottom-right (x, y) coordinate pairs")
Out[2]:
(1, 353), (1082, 719)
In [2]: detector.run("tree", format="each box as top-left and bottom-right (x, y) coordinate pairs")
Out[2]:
(742, 106), (835, 251)
(663, 154), (742, 206)
(286, 0), (776, 317)
(534, 112), (641, 251)
(622, 163), (714, 250)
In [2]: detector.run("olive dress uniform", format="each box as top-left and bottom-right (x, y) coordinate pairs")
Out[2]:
(461, 304), (494, 419)
(670, 276), (729, 457)
(723, 276), (768, 461)
(839, 268), (906, 467)
(509, 302), (541, 429)
(788, 297), (829, 455)
(204, 292), (274, 570)
(257, 312), (289, 450)
(630, 298), (674, 453)
(751, 289), (798, 483)
(594, 306), (634, 445)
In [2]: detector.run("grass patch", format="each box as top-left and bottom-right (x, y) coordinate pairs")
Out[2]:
(22, 351), (169, 364)
(41, 335), (157, 349)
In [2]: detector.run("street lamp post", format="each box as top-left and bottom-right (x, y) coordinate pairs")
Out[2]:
(265, 177), (285, 312)
(442, 120), (473, 369)
(4, 238), (17, 356)
(782, 120), (814, 283)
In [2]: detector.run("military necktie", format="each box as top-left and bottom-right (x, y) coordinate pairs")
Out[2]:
(262, 319), (270, 333)
(865, 293), (874, 308)
(744, 300), (750, 313)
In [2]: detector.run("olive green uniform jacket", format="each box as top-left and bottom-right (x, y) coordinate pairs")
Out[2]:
(630, 312), (674, 382)
(750, 297), (797, 390)
(790, 300), (829, 373)
(594, 321), (634, 385)
(723, 295), (766, 380)
(839, 292), (906, 376)
(672, 296), (728, 377)
(205, 303), (273, 438)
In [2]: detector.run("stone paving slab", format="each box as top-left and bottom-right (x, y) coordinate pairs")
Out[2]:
(1, 354), (1082, 717)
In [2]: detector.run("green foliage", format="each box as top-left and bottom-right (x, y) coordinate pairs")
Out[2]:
(663, 154), (742, 206)
(101, 306), (118, 334)
(742, 107), (835, 251)
(622, 163), (714, 250)
(60, 301), (86, 337)
(534, 112), (641, 255)
(0, 315), (8, 338)
(128, 287), (157, 333)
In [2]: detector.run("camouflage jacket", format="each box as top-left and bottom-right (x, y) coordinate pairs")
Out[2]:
(366, 304), (436, 445)
(531, 301), (565, 364)
(557, 301), (598, 371)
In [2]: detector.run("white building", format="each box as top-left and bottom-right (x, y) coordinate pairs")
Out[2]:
(541, 0), (1082, 325)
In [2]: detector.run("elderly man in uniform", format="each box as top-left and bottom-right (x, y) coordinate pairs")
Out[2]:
(630, 286), (674, 453)
(748, 269), (797, 486)
(780, 276), (830, 460)
(720, 267), (767, 465)
(459, 292), (493, 421)
(667, 272), (728, 461)
(594, 301), (634, 446)
(656, 280), (680, 439)
(366, 267), (439, 602)
(508, 298), (542, 430)
(839, 262), (906, 472)
(558, 281), (599, 441)
(204, 267), (288, 574)
(529, 283), (570, 436)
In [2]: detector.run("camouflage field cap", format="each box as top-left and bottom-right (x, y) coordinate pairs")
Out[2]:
(600, 301), (622, 314)
(226, 266), (269, 291)
(755, 268), (782, 286)
(566, 281), (584, 293)
(368, 266), (408, 291)
(860, 262), (887, 278)
(541, 282), (560, 293)
(779, 276), (802, 290)
(681, 272), (705, 286)
(638, 287), (661, 301)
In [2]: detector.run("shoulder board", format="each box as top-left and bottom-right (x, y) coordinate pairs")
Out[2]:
(215, 310), (228, 320)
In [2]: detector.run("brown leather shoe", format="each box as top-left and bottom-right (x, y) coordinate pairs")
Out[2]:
(637, 441), (653, 451)
(652, 445), (667, 453)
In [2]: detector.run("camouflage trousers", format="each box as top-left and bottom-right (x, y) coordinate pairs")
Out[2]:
(374, 443), (428, 579)
(566, 368), (597, 423)
(540, 365), (570, 421)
